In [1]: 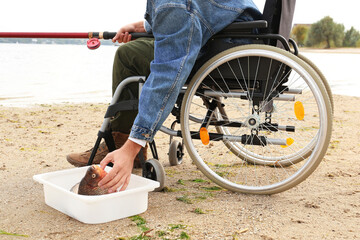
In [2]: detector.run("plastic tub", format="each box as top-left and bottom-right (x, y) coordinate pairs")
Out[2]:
(33, 166), (159, 224)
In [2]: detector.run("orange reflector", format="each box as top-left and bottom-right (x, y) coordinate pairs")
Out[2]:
(294, 101), (305, 120)
(200, 127), (210, 145)
(281, 138), (294, 148)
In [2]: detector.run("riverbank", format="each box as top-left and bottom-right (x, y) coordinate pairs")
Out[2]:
(0, 94), (359, 239)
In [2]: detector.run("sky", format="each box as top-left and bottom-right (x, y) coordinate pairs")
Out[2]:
(0, 0), (360, 33)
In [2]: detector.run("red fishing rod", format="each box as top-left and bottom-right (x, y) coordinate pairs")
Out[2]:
(0, 32), (152, 49)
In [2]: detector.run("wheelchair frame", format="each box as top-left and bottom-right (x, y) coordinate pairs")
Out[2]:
(87, 0), (333, 194)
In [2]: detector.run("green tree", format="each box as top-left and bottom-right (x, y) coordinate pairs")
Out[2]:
(306, 16), (345, 48)
(343, 27), (360, 47)
(291, 24), (309, 46)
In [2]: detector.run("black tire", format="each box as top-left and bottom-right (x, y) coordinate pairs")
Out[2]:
(168, 140), (183, 166)
(142, 159), (165, 192)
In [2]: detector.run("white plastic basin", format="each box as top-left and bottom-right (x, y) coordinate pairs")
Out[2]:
(33, 166), (159, 224)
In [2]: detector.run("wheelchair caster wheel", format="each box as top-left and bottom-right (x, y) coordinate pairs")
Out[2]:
(142, 158), (165, 192)
(168, 140), (183, 166)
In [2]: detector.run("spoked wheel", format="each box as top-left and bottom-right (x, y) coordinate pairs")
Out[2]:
(168, 140), (184, 166)
(181, 45), (332, 194)
(142, 159), (165, 192)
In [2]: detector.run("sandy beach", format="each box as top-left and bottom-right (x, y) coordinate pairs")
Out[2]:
(0, 94), (359, 240)
(299, 47), (360, 54)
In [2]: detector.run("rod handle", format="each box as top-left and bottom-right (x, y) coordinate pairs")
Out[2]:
(101, 31), (154, 40)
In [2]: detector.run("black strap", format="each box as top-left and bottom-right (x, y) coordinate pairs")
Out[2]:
(104, 100), (138, 118)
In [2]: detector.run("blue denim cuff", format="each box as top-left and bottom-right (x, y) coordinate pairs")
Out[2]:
(144, 20), (152, 33)
(130, 124), (154, 142)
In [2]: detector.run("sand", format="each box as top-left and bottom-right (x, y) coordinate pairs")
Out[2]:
(299, 47), (360, 54)
(0, 94), (359, 240)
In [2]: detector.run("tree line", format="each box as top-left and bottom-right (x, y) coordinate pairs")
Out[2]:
(291, 16), (360, 48)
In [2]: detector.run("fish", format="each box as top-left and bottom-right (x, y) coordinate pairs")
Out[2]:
(70, 165), (109, 195)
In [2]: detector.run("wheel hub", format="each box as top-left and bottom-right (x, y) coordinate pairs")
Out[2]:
(244, 114), (260, 129)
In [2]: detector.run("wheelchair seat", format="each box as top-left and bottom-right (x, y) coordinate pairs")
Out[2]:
(187, 0), (296, 84)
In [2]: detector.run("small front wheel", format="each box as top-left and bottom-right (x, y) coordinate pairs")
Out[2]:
(142, 159), (165, 192)
(168, 140), (184, 166)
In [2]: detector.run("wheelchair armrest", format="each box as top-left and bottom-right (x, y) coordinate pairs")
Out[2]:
(220, 20), (268, 33)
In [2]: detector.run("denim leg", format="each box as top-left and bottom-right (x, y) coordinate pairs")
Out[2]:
(130, 6), (204, 141)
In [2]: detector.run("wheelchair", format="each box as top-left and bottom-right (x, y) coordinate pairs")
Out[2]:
(88, 0), (333, 194)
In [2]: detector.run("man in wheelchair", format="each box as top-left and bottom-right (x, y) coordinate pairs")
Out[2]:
(67, 0), (262, 192)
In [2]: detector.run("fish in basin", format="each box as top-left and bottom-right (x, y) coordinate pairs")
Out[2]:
(70, 165), (109, 195)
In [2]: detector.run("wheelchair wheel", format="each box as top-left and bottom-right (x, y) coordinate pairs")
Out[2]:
(180, 44), (332, 194)
(142, 158), (165, 192)
(297, 53), (334, 114)
(168, 140), (183, 166)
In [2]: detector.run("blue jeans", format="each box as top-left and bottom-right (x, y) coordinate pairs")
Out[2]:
(130, 0), (261, 141)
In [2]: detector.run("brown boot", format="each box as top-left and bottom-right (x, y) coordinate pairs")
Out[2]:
(66, 132), (147, 167)
(66, 141), (109, 167)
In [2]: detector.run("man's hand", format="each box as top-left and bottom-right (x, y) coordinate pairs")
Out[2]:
(98, 140), (142, 192)
(112, 21), (146, 43)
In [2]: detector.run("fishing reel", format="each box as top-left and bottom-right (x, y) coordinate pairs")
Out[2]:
(86, 32), (117, 50)
(87, 38), (101, 50)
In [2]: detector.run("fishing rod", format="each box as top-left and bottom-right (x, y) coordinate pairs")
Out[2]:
(0, 32), (152, 49)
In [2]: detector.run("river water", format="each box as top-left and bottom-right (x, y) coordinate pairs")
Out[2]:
(0, 44), (115, 106)
(0, 43), (359, 107)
